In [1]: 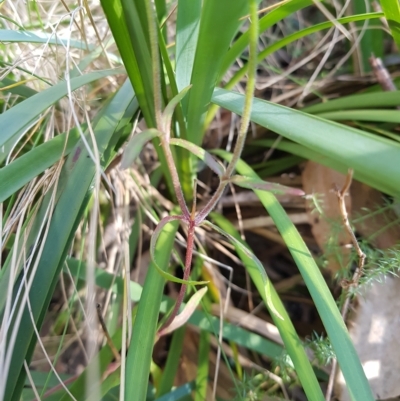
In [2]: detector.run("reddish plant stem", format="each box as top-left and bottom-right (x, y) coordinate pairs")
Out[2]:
(160, 139), (190, 219)
(160, 220), (196, 331)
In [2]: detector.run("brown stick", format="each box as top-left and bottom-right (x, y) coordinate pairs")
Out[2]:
(325, 169), (366, 401)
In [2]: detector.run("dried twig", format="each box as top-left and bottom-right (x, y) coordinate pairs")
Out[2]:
(96, 303), (121, 362)
(325, 169), (366, 401)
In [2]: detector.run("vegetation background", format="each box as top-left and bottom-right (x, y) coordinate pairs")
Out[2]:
(1, 0), (400, 400)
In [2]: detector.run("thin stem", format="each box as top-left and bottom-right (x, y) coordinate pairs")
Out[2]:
(224, 0), (259, 178)
(159, 221), (196, 332)
(196, 1), (259, 223)
(145, 0), (190, 218)
(161, 140), (190, 218)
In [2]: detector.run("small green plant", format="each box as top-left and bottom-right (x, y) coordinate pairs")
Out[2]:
(2, 0), (400, 400)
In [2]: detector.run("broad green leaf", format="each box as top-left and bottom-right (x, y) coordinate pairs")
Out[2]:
(210, 213), (325, 401)
(194, 330), (210, 401)
(380, 0), (400, 51)
(211, 88), (400, 197)
(229, 175), (305, 196)
(175, 0), (201, 94)
(0, 130), (80, 203)
(125, 219), (178, 401)
(100, 0), (154, 125)
(156, 328), (186, 397)
(169, 138), (225, 176)
(0, 68), (123, 149)
(120, 128), (162, 169)
(214, 151), (375, 401)
(185, 0), (249, 145)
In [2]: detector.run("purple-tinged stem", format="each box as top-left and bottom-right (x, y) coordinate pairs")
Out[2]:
(159, 220), (196, 332)
(160, 140), (190, 219)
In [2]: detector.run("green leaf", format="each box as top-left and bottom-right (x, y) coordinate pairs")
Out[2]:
(0, 69), (123, 149)
(219, 0), (314, 79)
(162, 85), (191, 134)
(185, 0), (248, 145)
(169, 138), (225, 176)
(3, 80), (137, 401)
(316, 109), (400, 124)
(211, 88), (400, 197)
(0, 29), (94, 49)
(225, 12), (383, 91)
(100, 0), (154, 125)
(203, 220), (282, 320)
(380, 0), (400, 51)
(213, 151), (375, 401)
(175, 0), (202, 94)
(303, 90), (400, 114)
(120, 128), (163, 169)
(209, 213), (325, 401)
(229, 175), (305, 196)
(0, 130), (80, 203)
(125, 219), (178, 401)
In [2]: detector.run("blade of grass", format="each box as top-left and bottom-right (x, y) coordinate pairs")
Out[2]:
(380, 0), (400, 50)
(210, 213), (325, 401)
(303, 90), (400, 113)
(211, 88), (400, 197)
(316, 109), (400, 124)
(156, 327), (186, 397)
(3, 80), (137, 401)
(213, 151), (375, 401)
(124, 219), (179, 400)
(206, 12), (383, 126)
(0, 29), (94, 49)
(185, 0), (249, 145)
(0, 129), (80, 203)
(100, 0), (154, 125)
(0, 68), (123, 148)
(175, 0), (201, 96)
(67, 259), (284, 360)
(194, 330), (210, 401)
(219, 0), (314, 79)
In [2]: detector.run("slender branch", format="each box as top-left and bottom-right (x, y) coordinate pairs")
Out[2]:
(224, 0), (259, 178)
(196, 1), (259, 223)
(145, 0), (190, 218)
(325, 169), (366, 401)
(159, 221), (196, 333)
